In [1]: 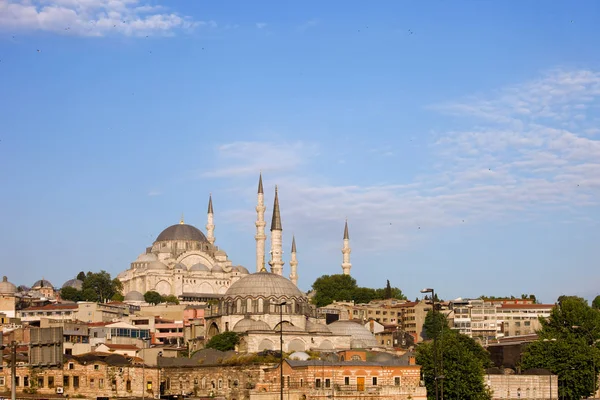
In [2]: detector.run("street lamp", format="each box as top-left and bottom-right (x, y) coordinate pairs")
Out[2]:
(421, 288), (438, 400)
(278, 301), (287, 400)
(141, 337), (150, 400)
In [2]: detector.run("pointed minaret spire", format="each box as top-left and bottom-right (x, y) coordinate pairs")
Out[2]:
(206, 193), (215, 245)
(289, 235), (298, 285)
(269, 185), (284, 275)
(255, 173), (267, 272)
(341, 219), (352, 275)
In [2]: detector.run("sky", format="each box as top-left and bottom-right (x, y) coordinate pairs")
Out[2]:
(1, 1), (599, 304)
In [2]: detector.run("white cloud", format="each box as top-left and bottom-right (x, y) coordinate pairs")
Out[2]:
(298, 18), (318, 32)
(0, 0), (209, 37)
(147, 190), (161, 197)
(255, 22), (266, 29)
(201, 69), (600, 253)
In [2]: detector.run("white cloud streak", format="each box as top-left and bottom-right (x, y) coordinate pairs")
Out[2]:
(202, 69), (600, 253)
(0, 0), (210, 37)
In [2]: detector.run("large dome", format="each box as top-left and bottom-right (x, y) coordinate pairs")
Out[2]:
(232, 317), (271, 333)
(0, 276), (17, 295)
(32, 279), (53, 289)
(62, 279), (83, 290)
(327, 320), (378, 349)
(155, 223), (208, 243)
(224, 272), (304, 300)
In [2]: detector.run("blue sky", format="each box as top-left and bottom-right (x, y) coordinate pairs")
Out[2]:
(1, 1), (599, 304)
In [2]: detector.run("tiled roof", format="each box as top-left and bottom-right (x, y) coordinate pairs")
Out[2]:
(102, 343), (140, 351)
(22, 304), (78, 311)
(498, 304), (554, 310)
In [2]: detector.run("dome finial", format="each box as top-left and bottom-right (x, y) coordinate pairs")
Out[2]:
(2, 276), (7, 282)
(180, 213), (185, 224)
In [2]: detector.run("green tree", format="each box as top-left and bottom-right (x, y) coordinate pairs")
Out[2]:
(76, 271), (86, 281)
(144, 291), (163, 305)
(81, 270), (122, 303)
(60, 286), (82, 302)
(81, 288), (97, 301)
(205, 331), (240, 351)
(311, 274), (358, 307)
(520, 296), (600, 400)
(162, 294), (179, 304)
(111, 293), (125, 302)
(384, 280), (392, 299)
(417, 312), (491, 400)
(592, 295), (600, 310)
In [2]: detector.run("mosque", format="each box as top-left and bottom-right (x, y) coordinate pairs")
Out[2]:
(118, 174), (377, 352)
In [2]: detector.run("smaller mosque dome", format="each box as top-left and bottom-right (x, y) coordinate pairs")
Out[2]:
(0, 276), (17, 295)
(224, 272), (304, 300)
(32, 279), (53, 289)
(190, 263), (210, 272)
(327, 320), (378, 349)
(211, 264), (224, 272)
(232, 317), (271, 333)
(148, 261), (168, 270)
(279, 322), (304, 333)
(289, 351), (310, 361)
(306, 320), (331, 334)
(173, 263), (186, 271)
(136, 253), (157, 262)
(233, 266), (250, 274)
(62, 279), (83, 290)
(124, 291), (145, 302)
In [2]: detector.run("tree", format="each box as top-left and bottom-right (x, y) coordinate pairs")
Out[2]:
(163, 294), (179, 304)
(592, 295), (600, 310)
(417, 311), (492, 400)
(81, 270), (122, 303)
(311, 274), (358, 307)
(60, 286), (82, 302)
(144, 291), (163, 305)
(111, 293), (125, 302)
(384, 280), (392, 299)
(76, 271), (86, 281)
(205, 331), (239, 351)
(520, 295), (600, 400)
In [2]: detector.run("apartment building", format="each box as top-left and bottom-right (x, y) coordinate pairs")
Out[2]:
(497, 303), (553, 337)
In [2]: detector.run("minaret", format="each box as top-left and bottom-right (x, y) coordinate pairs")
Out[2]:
(255, 173), (267, 272)
(206, 194), (215, 245)
(289, 236), (298, 285)
(268, 185), (284, 275)
(341, 219), (352, 275)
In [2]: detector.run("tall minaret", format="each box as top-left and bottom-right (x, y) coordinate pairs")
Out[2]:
(341, 219), (352, 275)
(206, 194), (215, 245)
(255, 173), (267, 272)
(289, 236), (298, 285)
(269, 185), (284, 275)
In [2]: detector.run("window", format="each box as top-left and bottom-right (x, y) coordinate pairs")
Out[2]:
(394, 377), (400, 386)
(372, 377), (378, 386)
(48, 376), (54, 388)
(351, 355), (362, 361)
(73, 376), (79, 389)
(344, 377), (350, 385)
(325, 379), (331, 388)
(90, 378), (95, 388)
(218, 379), (222, 389)
(315, 379), (321, 388)
(15, 377), (19, 387)
(24, 376), (29, 387)
(126, 380), (131, 391)
(38, 377), (44, 388)
(147, 381), (152, 390)
(0, 377), (5, 386)
(112, 379), (117, 390)
(300, 379), (303, 387)
(99, 379), (104, 389)
(64, 376), (70, 387)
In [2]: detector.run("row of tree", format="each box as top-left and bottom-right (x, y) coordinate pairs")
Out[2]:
(60, 270), (123, 303)
(310, 275), (406, 307)
(416, 295), (600, 400)
(143, 290), (180, 305)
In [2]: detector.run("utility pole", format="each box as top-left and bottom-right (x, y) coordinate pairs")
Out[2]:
(11, 340), (17, 400)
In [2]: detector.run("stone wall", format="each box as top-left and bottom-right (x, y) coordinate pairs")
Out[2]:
(487, 374), (558, 400)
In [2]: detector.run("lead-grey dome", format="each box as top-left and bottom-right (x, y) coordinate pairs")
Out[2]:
(32, 279), (53, 289)
(327, 320), (378, 349)
(62, 279), (83, 290)
(190, 263), (210, 272)
(306, 320), (331, 334)
(232, 317), (271, 333)
(124, 290), (144, 302)
(155, 223), (208, 243)
(148, 261), (168, 270)
(224, 272), (304, 300)
(0, 276), (17, 295)
(233, 266), (250, 274)
(136, 253), (157, 262)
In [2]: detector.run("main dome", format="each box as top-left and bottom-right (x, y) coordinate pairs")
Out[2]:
(224, 272), (305, 299)
(155, 223), (208, 243)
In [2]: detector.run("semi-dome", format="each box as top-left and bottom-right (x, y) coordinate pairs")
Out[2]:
(62, 279), (83, 290)
(233, 266), (250, 274)
(124, 290), (145, 302)
(327, 320), (378, 349)
(232, 317), (271, 333)
(224, 272), (304, 300)
(190, 263), (210, 272)
(211, 264), (224, 272)
(155, 223), (208, 243)
(32, 279), (53, 289)
(148, 261), (168, 270)
(173, 263), (186, 270)
(0, 276), (17, 295)
(306, 320), (331, 334)
(136, 253), (157, 262)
